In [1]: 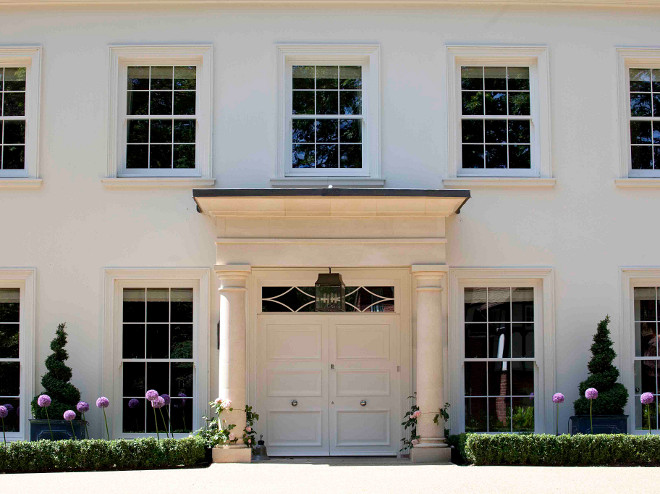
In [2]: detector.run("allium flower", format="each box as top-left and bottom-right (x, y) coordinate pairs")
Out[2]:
(76, 401), (89, 413)
(3, 404), (13, 414)
(177, 392), (187, 406)
(151, 396), (165, 409)
(161, 394), (171, 406)
(641, 392), (655, 405)
(63, 410), (76, 421)
(585, 388), (598, 400)
(0, 406), (7, 419)
(96, 397), (110, 408)
(128, 398), (140, 409)
(37, 394), (51, 408)
(246, 426), (252, 432)
(146, 389), (159, 402)
(411, 410), (421, 419)
(552, 393), (565, 404)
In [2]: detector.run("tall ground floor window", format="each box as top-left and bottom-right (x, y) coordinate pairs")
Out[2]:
(121, 287), (194, 434)
(463, 286), (536, 432)
(0, 288), (20, 433)
(633, 287), (660, 431)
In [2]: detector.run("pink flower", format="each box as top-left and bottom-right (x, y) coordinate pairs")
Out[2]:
(246, 426), (252, 432)
(411, 439), (419, 445)
(585, 388), (598, 400)
(228, 433), (236, 441)
(641, 392), (654, 405)
(248, 438), (252, 444)
(552, 393), (565, 404)
(411, 410), (421, 419)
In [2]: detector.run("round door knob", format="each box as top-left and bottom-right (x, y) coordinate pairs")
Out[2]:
(291, 400), (298, 407)
(360, 400), (367, 407)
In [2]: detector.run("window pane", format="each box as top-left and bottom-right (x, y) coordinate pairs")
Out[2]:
(631, 121), (653, 144)
(127, 91), (149, 115)
(631, 146), (653, 169)
(0, 397), (19, 432)
(340, 66), (362, 89)
(150, 66), (173, 90)
(3, 92), (25, 116)
(488, 361), (510, 396)
(127, 120), (149, 143)
(3, 121), (25, 144)
(508, 120), (530, 144)
(173, 91), (195, 115)
(630, 68), (652, 92)
(147, 362), (169, 395)
(171, 362), (193, 397)
(461, 66), (483, 90)
(123, 397), (146, 433)
(127, 66), (149, 90)
(0, 324), (18, 359)
(507, 67), (529, 91)
(636, 398), (658, 430)
(488, 288), (511, 321)
(0, 288), (20, 322)
(122, 324), (144, 359)
(317, 119), (338, 143)
(126, 145), (148, 168)
(317, 144), (339, 168)
(123, 289), (145, 322)
(292, 91), (314, 115)
(292, 119), (315, 143)
(635, 287), (657, 321)
(171, 288), (193, 322)
(512, 397), (534, 432)
(174, 66), (196, 90)
(465, 324), (487, 359)
(2, 146), (24, 169)
(150, 120), (172, 143)
(485, 92), (506, 115)
(636, 322), (656, 357)
(654, 122), (660, 144)
(316, 66), (338, 89)
(489, 323), (510, 358)
(123, 362), (145, 396)
(462, 120), (483, 144)
(339, 144), (361, 168)
(462, 91), (483, 115)
(464, 361), (487, 396)
(464, 287), (487, 322)
(150, 145), (172, 168)
(170, 398), (193, 433)
(511, 361), (534, 395)
(4, 67), (26, 91)
(340, 91), (361, 115)
(508, 92), (530, 116)
(147, 289), (169, 322)
(485, 120), (507, 143)
(173, 120), (195, 143)
(462, 145), (484, 168)
(465, 397), (487, 432)
(0, 362), (19, 396)
(292, 144), (315, 168)
(654, 69), (660, 92)
(512, 287), (534, 321)
(489, 397), (511, 432)
(317, 91), (338, 115)
(631, 93), (652, 117)
(509, 145), (532, 169)
(171, 324), (193, 359)
(512, 323), (534, 358)
(173, 145), (195, 168)
(147, 324), (169, 359)
(635, 360), (657, 396)
(150, 91), (172, 115)
(484, 67), (506, 90)
(292, 66), (315, 90)
(339, 119), (361, 143)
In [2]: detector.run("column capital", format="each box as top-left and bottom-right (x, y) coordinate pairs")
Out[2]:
(411, 264), (447, 289)
(215, 264), (251, 289)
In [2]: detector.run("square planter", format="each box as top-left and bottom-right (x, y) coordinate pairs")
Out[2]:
(29, 419), (87, 441)
(569, 415), (628, 434)
(211, 444), (251, 463)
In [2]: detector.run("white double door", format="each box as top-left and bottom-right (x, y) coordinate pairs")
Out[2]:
(257, 313), (400, 456)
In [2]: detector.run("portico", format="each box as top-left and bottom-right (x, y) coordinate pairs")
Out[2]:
(194, 188), (469, 462)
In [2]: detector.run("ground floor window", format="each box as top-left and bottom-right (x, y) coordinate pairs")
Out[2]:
(121, 287), (194, 434)
(633, 287), (660, 430)
(0, 288), (20, 433)
(463, 286), (535, 432)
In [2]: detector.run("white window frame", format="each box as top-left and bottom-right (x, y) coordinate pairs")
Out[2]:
(275, 44), (382, 187)
(448, 268), (555, 434)
(615, 48), (660, 187)
(103, 268), (210, 438)
(0, 268), (35, 441)
(445, 45), (554, 189)
(0, 47), (41, 189)
(619, 268), (660, 433)
(105, 45), (214, 189)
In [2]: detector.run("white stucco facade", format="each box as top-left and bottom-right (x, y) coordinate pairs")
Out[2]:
(1, 0), (660, 458)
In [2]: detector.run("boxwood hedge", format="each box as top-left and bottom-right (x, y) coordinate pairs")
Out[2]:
(0, 437), (206, 473)
(465, 434), (660, 466)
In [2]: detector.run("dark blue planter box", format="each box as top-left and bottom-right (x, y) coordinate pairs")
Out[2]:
(569, 415), (628, 434)
(29, 419), (87, 441)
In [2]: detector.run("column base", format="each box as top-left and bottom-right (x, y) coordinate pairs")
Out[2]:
(410, 445), (451, 464)
(212, 445), (252, 463)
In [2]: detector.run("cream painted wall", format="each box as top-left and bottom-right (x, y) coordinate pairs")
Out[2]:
(1, 4), (658, 436)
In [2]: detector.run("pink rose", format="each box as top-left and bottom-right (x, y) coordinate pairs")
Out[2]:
(246, 426), (252, 432)
(248, 438), (252, 444)
(228, 433), (236, 441)
(412, 410), (421, 419)
(411, 439), (419, 445)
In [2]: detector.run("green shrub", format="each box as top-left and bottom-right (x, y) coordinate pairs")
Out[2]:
(446, 433), (470, 464)
(0, 437), (206, 473)
(465, 434), (660, 466)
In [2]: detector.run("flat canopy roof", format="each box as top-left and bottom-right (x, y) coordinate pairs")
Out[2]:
(193, 188), (470, 217)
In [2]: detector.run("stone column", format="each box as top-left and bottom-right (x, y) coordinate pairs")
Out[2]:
(214, 264), (251, 462)
(410, 265), (450, 463)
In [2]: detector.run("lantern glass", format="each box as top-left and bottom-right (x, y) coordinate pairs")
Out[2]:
(315, 272), (345, 312)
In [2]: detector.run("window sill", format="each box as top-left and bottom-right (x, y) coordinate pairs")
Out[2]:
(270, 177), (385, 188)
(615, 178), (660, 188)
(102, 177), (216, 189)
(443, 177), (556, 188)
(0, 178), (43, 189)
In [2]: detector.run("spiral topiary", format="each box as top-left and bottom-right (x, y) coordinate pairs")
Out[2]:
(31, 323), (81, 420)
(573, 316), (628, 416)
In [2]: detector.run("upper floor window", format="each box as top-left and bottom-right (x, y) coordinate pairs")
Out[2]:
(446, 46), (551, 183)
(107, 46), (213, 186)
(628, 68), (660, 172)
(0, 47), (41, 186)
(277, 44), (381, 183)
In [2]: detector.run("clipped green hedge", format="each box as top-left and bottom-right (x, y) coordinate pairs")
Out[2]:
(465, 434), (660, 466)
(0, 437), (206, 473)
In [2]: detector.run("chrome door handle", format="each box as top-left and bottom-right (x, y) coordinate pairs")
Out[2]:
(360, 400), (367, 407)
(291, 400), (298, 407)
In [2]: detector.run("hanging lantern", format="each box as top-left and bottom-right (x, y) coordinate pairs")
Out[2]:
(315, 268), (345, 312)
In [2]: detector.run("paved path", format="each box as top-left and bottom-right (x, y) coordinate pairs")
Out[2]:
(4, 458), (660, 493)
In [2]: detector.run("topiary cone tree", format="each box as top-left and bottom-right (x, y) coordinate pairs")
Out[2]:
(574, 316), (628, 416)
(31, 323), (81, 420)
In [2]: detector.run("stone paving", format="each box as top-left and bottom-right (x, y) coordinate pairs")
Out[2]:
(4, 458), (660, 493)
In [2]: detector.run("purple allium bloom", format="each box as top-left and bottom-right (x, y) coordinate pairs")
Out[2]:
(37, 394), (52, 408)
(96, 396), (110, 408)
(151, 396), (165, 409)
(641, 392), (655, 405)
(63, 410), (76, 421)
(3, 404), (14, 414)
(177, 392), (187, 406)
(0, 406), (7, 419)
(552, 392), (565, 404)
(128, 398), (139, 409)
(161, 394), (171, 406)
(585, 388), (598, 400)
(76, 401), (89, 413)
(529, 392), (534, 399)
(146, 389), (159, 402)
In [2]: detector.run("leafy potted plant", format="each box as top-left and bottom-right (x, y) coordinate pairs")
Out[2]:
(30, 323), (86, 440)
(571, 316), (629, 434)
